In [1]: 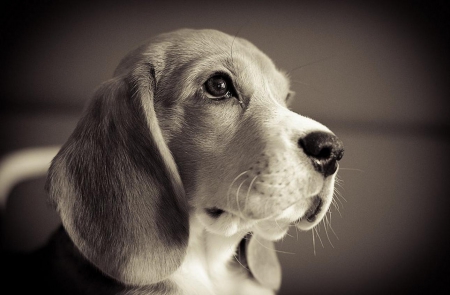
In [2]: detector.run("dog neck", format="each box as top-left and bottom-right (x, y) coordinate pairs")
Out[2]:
(169, 215), (250, 295)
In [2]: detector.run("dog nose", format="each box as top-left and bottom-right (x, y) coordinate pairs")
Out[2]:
(299, 131), (344, 177)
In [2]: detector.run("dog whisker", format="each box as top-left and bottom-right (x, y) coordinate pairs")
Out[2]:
(286, 54), (337, 76)
(233, 251), (250, 271)
(284, 231), (294, 239)
(244, 176), (258, 212)
(236, 178), (247, 216)
(251, 233), (296, 255)
(314, 227), (324, 249)
(331, 198), (341, 214)
(290, 79), (311, 87)
(326, 210), (339, 240)
(229, 22), (247, 66)
(328, 220), (340, 241)
(234, 257), (249, 271)
(334, 196), (347, 216)
(323, 216), (334, 248)
(334, 175), (344, 186)
(335, 189), (348, 203)
(227, 171), (248, 216)
(338, 167), (365, 173)
(275, 220), (293, 238)
(330, 226), (339, 241)
(336, 196), (346, 209)
(227, 170), (249, 205)
(290, 80), (330, 96)
(335, 182), (345, 191)
(312, 230), (316, 256)
(334, 190), (345, 209)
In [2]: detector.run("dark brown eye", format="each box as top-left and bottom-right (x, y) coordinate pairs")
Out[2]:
(204, 75), (234, 99)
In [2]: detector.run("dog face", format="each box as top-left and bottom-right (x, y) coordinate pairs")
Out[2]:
(47, 28), (343, 287)
(119, 29), (343, 240)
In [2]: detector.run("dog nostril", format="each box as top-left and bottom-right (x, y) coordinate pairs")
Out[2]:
(315, 146), (332, 160)
(299, 131), (344, 177)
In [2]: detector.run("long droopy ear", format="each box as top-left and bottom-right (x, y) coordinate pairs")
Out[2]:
(247, 234), (282, 291)
(46, 64), (189, 286)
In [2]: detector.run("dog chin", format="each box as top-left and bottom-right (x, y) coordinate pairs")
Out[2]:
(197, 196), (329, 239)
(252, 220), (291, 241)
(197, 209), (292, 241)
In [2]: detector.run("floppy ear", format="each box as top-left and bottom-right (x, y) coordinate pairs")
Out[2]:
(46, 65), (189, 286)
(247, 234), (282, 291)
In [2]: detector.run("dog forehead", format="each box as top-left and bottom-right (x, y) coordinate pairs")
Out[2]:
(151, 29), (277, 71)
(160, 30), (288, 91)
(158, 29), (249, 54)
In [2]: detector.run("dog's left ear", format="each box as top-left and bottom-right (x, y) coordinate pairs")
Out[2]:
(247, 234), (282, 291)
(46, 61), (189, 286)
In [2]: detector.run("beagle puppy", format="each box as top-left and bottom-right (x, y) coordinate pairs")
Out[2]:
(42, 29), (344, 295)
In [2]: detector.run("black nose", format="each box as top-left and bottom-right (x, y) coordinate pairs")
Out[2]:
(299, 131), (344, 177)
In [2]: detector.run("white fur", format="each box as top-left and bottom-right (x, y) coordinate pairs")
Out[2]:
(170, 216), (275, 295)
(41, 29), (343, 294)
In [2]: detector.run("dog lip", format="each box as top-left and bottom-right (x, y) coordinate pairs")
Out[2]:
(305, 196), (323, 222)
(205, 207), (225, 218)
(291, 196), (323, 225)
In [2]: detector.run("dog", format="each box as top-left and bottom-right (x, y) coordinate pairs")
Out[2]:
(14, 29), (344, 295)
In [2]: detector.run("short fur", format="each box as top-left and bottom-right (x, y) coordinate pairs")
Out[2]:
(37, 29), (343, 295)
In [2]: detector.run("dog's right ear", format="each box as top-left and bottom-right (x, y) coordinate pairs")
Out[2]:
(247, 234), (282, 291)
(46, 63), (189, 286)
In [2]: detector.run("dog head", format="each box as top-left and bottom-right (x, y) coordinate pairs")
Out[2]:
(47, 28), (343, 288)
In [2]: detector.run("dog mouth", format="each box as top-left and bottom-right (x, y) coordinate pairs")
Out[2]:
(203, 195), (324, 239)
(294, 195), (323, 224)
(205, 207), (225, 218)
(205, 195), (323, 223)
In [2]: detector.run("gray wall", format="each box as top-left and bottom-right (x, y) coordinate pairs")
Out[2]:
(1, 1), (449, 294)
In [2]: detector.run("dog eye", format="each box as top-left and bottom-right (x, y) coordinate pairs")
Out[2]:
(204, 75), (234, 99)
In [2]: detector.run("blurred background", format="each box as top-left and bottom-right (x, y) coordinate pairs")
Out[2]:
(1, 0), (449, 294)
